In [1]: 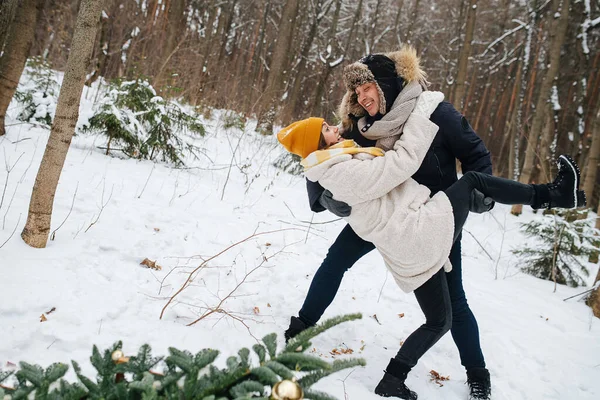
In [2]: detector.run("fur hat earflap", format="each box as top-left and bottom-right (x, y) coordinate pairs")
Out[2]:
(385, 45), (428, 87)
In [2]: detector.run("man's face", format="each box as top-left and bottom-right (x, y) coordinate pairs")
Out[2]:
(355, 82), (380, 116)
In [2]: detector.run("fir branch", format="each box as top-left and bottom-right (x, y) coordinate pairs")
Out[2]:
(303, 389), (338, 400)
(297, 359), (366, 389)
(284, 314), (362, 353)
(275, 354), (331, 372)
(263, 361), (294, 380)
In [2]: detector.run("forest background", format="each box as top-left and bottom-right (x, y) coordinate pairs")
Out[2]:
(1, 0), (599, 209)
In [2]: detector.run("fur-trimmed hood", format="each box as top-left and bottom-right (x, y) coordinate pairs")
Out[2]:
(338, 45), (428, 129)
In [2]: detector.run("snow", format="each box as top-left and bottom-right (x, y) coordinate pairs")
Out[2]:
(551, 85), (561, 111)
(0, 80), (599, 400)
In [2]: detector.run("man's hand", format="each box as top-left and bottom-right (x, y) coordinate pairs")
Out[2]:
(320, 190), (351, 217)
(470, 188), (494, 213)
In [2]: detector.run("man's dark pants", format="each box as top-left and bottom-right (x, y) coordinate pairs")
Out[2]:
(298, 224), (486, 370)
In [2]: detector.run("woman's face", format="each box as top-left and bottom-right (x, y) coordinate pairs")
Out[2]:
(355, 82), (380, 116)
(321, 122), (342, 147)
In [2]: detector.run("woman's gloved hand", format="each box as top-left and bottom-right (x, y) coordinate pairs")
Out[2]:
(320, 190), (351, 217)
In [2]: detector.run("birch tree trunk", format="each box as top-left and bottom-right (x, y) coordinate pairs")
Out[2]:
(511, 0), (570, 216)
(452, 0), (477, 110)
(21, 0), (103, 248)
(0, 0), (40, 136)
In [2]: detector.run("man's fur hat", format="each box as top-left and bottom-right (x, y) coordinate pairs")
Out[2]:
(338, 45), (427, 127)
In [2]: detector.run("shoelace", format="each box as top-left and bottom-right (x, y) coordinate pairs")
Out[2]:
(469, 379), (491, 399)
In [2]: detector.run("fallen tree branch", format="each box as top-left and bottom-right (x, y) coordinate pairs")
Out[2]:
(160, 228), (301, 319)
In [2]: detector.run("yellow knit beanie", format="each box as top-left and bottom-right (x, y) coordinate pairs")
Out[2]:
(277, 117), (324, 159)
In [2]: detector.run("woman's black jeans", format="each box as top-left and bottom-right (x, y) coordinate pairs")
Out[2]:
(446, 171), (535, 241)
(393, 171), (536, 369)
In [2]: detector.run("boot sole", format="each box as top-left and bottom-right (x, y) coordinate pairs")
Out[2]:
(558, 155), (583, 208)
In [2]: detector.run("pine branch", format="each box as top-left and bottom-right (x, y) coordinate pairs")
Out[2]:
(284, 313), (362, 353)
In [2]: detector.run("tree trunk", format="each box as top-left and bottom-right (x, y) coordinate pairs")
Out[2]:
(538, 104), (556, 182)
(85, 8), (110, 86)
(403, 0), (420, 46)
(0, 0), (41, 136)
(21, 0), (103, 248)
(583, 104), (600, 203)
(587, 263), (600, 318)
(500, 59), (523, 178)
(393, 0), (405, 47)
(165, 0), (185, 57)
(511, 0), (570, 216)
(0, 0), (20, 52)
(255, 0), (299, 134)
(452, 0), (477, 110)
(286, 0), (332, 120)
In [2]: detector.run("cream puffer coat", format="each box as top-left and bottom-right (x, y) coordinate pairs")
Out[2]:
(304, 92), (454, 292)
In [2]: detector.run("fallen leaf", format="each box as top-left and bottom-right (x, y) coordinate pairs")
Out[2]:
(398, 313), (405, 318)
(267, 303), (271, 307)
(265, 242), (271, 247)
(429, 370), (450, 387)
(153, 227), (160, 232)
(140, 258), (162, 271)
(330, 347), (354, 356)
(253, 306), (260, 314)
(40, 314), (47, 322)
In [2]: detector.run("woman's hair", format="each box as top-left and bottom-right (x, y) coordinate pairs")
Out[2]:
(318, 133), (328, 150)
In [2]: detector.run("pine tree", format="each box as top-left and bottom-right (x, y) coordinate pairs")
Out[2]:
(81, 79), (205, 165)
(0, 314), (365, 400)
(512, 210), (599, 287)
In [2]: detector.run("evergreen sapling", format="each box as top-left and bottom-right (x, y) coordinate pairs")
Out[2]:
(512, 210), (599, 287)
(80, 79), (205, 165)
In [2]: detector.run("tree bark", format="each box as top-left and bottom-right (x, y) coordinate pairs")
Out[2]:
(537, 104), (556, 182)
(587, 263), (600, 318)
(21, 0), (103, 248)
(0, 0), (41, 136)
(583, 104), (600, 204)
(452, 0), (477, 110)
(0, 0), (20, 52)
(404, 0), (421, 46)
(511, 0), (570, 216)
(255, 0), (299, 134)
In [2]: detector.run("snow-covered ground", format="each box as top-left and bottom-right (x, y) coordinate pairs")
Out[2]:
(1, 81), (599, 400)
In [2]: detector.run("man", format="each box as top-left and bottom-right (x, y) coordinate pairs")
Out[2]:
(285, 46), (493, 400)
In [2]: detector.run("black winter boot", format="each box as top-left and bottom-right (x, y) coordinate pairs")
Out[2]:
(532, 155), (586, 210)
(466, 367), (491, 400)
(374, 359), (418, 400)
(284, 316), (308, 343)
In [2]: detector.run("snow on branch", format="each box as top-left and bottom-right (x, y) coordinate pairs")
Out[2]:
(479, 20), (528, 58)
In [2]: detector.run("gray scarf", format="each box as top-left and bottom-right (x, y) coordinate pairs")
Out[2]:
(357, 81), (426, 151)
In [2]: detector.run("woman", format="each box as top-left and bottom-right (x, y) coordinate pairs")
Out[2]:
(277, 91), (585, 399)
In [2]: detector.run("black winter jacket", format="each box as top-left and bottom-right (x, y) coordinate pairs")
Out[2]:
(307, 101), (493, 212)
